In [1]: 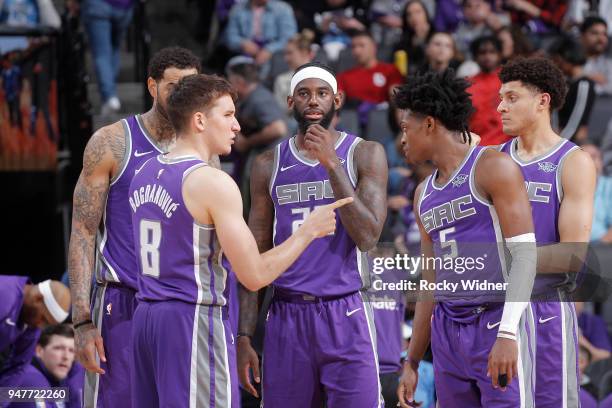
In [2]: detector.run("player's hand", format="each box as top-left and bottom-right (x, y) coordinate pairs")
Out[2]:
(397, 362), (422, 407)
(75, 323), (106, 374)
(237, 336), (260, 397)
(299, 197), (354, 239)
(304, 124), (339, 169)
(487, 336), (518, 390)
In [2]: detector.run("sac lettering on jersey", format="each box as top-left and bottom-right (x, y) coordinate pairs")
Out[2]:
(276, 180), (335, 205)
(420, 195), (477, 233)
(525, 181), (552, 204)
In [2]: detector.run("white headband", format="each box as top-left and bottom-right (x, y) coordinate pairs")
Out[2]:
(38, 280), (68, 323)
(289, 66), (337, 96)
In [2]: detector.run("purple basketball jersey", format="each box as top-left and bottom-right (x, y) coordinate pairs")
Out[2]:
(418, 146), (507, 321)
(96, 115), (165, 290)
(500, 138), (580, 296)
(129, 155), (229, 306)
(269, 133), (369, 296)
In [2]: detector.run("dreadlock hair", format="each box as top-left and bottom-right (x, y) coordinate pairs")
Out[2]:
(392, 69), (475, 143)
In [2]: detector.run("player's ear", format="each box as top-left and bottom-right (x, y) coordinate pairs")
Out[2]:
(333, 91), (344, 110)
(147, 77), (157, 99)
(540, 92), (551, 111)
(194, 112), (206, 131)
(287, 95), (294, 110)
(425, 116), (435, 131)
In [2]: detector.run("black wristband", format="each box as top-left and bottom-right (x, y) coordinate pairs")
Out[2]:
(73, 319), (93, 329)
(237, 332), (252, 339)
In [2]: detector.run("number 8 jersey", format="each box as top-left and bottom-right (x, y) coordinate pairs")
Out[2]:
(270, 132), (370, 297)
(129, 155), (229, 306)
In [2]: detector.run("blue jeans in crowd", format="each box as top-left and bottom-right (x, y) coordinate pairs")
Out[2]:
(82, 0), (134, 102)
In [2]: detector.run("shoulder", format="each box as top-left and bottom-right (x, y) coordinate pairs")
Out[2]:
(475, 148), (523, 188)
(183, 166), (239, 198)
(18, 364), (50, 388)
(82, 121), (126, 176)
(270, 0), (293, 13)
(354, 140), (388, 169)
(561, 147), (596, 186)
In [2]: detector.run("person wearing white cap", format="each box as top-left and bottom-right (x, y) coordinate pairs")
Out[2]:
(0, 275), (70, 387)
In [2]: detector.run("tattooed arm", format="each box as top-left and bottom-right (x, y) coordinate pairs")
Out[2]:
(237, 149), (275, 397)
(68, 121), (124, 374)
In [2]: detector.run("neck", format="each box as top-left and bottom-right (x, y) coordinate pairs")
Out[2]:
(516, 117), (561, 154)
(363, 58), (378, 69)
(571, 65), (583, 79)
(168, 133), (213, 163)
(430, 132), (471, 180)
(430, 60), (449, 72)
(242, 83), (258, 98)
(140, 107), (176, 149)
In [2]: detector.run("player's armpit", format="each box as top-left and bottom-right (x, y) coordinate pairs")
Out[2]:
(68, 123), (123, 323)
(328, 140), (388, 251)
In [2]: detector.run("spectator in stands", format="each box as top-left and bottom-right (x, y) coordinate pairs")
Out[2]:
(578, 344), (599, 407)
(495, 25), (534, 63)
(504, 0), (568, 38)
(315, 2), (367, 62)
(392, 0), (434, 76)
(226, 57), (286, 209)
(369, 0), (408, 54)
(581, 16), (612, 95)
(337, 30), (404, 105)
(0, 277), (70, 387)
(8, 324), (84, 408)
(273, 29), (315, 114)
(576, 301), (612, 363)
(454, 0), (504, 60)
(433, 0), (463, 33)
(467, 35), (511, 145)
(227, 57), (286, 155)
(224, 0), (297, 67)
(582, 144), (612, 242)
(82, 0), (135, 116)
(549, 34), (596, 143)
(419, 31), (459, 74)
(0, 0), (60, 28)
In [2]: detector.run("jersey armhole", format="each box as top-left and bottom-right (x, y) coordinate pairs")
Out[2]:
(109, 119), (132, 186)
(347, 136), (363, 188)
(556, 145), (580, 202)
(415, 175), (431, 225)
(469, 147), (494, 206)
(268, 143), (281, 195)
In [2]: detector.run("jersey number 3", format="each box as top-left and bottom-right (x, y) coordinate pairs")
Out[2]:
(139, 219), (161, 278)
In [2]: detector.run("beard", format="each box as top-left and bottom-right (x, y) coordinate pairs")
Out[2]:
(293, 104), (336, 134)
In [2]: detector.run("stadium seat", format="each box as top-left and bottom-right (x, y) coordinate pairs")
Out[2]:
(364, 105), (394, 145)
(338, 108), (360, 136)
(587, 96), (612, 145)
(586, 357), (612, 395)
(600, 370), (612, 401)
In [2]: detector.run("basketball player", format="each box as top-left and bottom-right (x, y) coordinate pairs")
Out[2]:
(67, 47), (204, 407)
(129, 73), (350, 408)
(237, 62), (389, 407)
(395, 70), (537, 408)
(498, 57), (596, 408)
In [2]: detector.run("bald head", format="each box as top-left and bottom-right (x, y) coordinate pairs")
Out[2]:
(22, 280), (71, 328)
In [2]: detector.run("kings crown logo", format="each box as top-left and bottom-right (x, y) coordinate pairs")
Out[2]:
(452, 174), (469, 188)
(538, 162), (557, 173)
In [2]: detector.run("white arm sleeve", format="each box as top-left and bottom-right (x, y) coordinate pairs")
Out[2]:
(499, 233), (537, 336)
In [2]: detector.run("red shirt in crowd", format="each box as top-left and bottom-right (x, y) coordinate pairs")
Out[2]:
(467, 68), (512, 146)
(337, 62), (404, 104)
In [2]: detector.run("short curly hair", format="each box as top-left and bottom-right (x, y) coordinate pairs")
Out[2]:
(499, 57), (567, 110)
(392, 69), (474, 137)
(147, 46), (202, 81)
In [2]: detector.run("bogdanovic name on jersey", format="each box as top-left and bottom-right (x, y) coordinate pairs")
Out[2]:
(129, 183), (180, 219)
